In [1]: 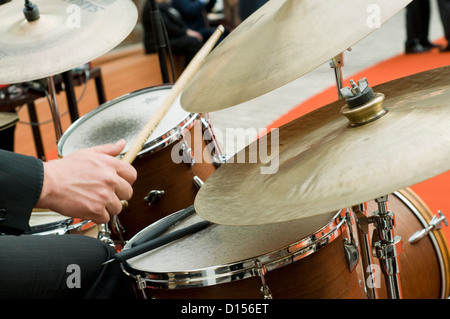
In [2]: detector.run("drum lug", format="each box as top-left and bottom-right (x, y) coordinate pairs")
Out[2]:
(111, 215), (127, 245)
(97, 223), (116, 248)
(180, 139), (195, 166)
(135, 274), (148, 299)
(408, 210), (449, 244)
(200, 117), (226, 167)
(144, 190), (165, 206)
(254, 259), (273, 299)
(343, 210), (360, 272)
(193, 176), (204, 189)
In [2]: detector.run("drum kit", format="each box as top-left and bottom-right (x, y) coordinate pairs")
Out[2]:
(1, 0), (450, 300)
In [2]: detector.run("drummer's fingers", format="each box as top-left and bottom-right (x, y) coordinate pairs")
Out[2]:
(90, 139), (127, 157)
(114, 177), (134, 203)
(115, 159), (137, 185)
(105, 196), (125, 218)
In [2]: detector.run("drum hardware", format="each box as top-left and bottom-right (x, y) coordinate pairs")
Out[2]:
(177, 136), (196, 166)
(97, 223), (116, 247)
(371, 195), (404, 299)
(254, 259), (273, 299)
(343, 210), (360, 272)
(110, 215), (127, 245)
(144, 190), (165, 206)
(23, 0), (39, 22)
(135, 274), (148, 299)
(329, 51), (347, 99)
(193, 176), (204, 189)
(354, 196), (404, 299)
(200, 117), (227, 167)
(147, 0), (172, 84)
(103, 220), (211, 265)
(340, 78), (388, 127)
(352, 203), (380, 299)
(46, 76), (63, 142)
(408, 210), (449, 244)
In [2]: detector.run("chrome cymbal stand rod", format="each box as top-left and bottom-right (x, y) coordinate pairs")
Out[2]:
(372, 195), (404, 299)
(330, 52), (345, 99)
(352, 203), (379, 299)
(46, 76), (63, 142)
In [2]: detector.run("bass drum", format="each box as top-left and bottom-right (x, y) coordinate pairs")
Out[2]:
(366, 188), (450, 299)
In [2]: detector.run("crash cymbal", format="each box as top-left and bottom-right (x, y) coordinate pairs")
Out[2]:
(180, 0), (411, 113)
(0, 112), (19, 131)
(194, 66), (450, 226)
(0, 0), (137, 84)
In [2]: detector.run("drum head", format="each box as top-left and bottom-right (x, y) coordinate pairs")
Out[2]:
(125, 210), (343, 273)
(58, 85), (191, 157)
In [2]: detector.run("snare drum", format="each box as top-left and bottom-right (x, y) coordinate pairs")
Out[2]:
(25, 209), (98, 237)
(58, 85), (221, 241)
(121, 209), (367, 299)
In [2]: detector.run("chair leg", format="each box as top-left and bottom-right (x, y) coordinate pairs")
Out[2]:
(62, 70), (80, 123)
(26, 102), (46, 161)
(94, 68), (107, 105)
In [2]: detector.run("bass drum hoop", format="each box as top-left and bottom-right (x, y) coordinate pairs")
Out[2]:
(395, 188), (450, 299)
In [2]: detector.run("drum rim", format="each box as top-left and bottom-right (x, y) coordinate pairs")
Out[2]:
(395, 188), (450, 299)
(121, 209), (348, 290)
(26, 216), (73, 235)
(57, 84), (200, 158)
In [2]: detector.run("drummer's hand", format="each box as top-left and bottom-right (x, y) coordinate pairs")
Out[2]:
(35, 140), (137, 224)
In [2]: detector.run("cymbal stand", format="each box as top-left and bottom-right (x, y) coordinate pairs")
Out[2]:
(372, 195), (403, 299)
(45, 76), (63, 142)
(352, 203), (379, 299)
(149, 0), (171, 83)
(330, 52), (345, 99)
(22, 2), (63, 143)
(353, 196), (404, 299)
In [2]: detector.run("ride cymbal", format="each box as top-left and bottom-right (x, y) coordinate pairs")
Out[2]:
(0, 0), (137, 84)
(180, 0), (411, 113)
(194, 66), (450, 226)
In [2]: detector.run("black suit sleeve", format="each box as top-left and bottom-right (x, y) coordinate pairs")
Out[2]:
(0, 150), (43, 235)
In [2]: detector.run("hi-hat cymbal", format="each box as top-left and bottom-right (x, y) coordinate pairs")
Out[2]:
(180, 0), (411, 113)
(0, 112), (19, 131)
(194, 66), (450, 226)
(0, 0), (137, 84)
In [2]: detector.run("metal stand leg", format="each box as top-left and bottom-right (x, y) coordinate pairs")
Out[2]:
(45, 76), (63, 142)
(352, 203), (379, 299)
(330, 52), (345, 99)
(353, 195), (404, 299)
(372, 195), (404, 299)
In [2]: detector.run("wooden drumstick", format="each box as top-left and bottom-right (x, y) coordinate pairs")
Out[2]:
(121, 25), (225, 164)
